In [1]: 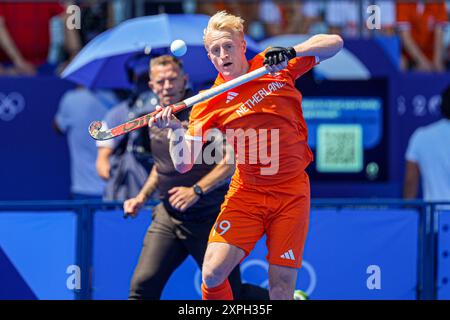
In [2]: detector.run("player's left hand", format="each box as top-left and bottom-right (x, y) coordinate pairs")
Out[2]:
(168, 186), (200, 212)
(264, 46), (296, 75)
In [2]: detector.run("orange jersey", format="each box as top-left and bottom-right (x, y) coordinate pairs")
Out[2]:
(186, 50), (319, 186)
(397, 2), (448, 60)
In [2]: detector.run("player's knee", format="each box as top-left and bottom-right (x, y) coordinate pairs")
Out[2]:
(202, 263), (228, 288)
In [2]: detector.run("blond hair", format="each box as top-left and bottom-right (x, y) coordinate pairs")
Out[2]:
(203, 11), (245, 48)
(150, 55), (184, 75)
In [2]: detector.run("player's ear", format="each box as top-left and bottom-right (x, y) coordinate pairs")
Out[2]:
(148, 80), (153, 91)
(242, 39), (247, 53)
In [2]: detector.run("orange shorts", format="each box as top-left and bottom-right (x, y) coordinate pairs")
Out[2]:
(208, 171), (310, 268)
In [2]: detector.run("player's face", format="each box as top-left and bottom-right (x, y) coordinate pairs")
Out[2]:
(206, 30), (247, 80)
(149, 64), (187, 106)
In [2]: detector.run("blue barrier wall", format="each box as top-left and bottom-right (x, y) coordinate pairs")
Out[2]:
(438, 211), (450, 300)
(90, 207), (419, 300)
(92, 209), (152, 299)
(300, 208), (418, 299)
(0, 211), (77, 300)
(1, 201), (447, 300)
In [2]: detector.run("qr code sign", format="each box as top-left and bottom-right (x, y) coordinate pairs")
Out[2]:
(316, 124), (363, 173)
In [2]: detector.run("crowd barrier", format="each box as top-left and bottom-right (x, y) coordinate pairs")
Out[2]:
(0, 199), (449, 300)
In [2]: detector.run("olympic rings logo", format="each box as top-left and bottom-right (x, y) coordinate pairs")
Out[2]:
(0, 92), (25, 121)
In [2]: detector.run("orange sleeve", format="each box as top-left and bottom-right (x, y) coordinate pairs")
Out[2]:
(252, 49), (268, 65)
(186, 100), (218, 141)
(286, 56), (318, 81)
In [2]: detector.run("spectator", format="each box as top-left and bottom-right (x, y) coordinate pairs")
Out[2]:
(76, 0), (116, 45)
(300, 1), (395, 37)
(324, 0), (360, 38)
(397, 0), (448, 72)
(281, 0), (310, 35)
(143, 1), (184, 15)
(197, 1), (263, 39)
(367, 0), (396, 36)
(54, 87), (118, 199)
(96, 55), (159, 201)
(48, 1), (116, 71)
(258, 0), (284, 37)
(97, 0), (130, 25)
(403, 86), (450, 203)
(196, 0), (243, 17)
(0, 1), (81, 75)
(257, 1), (331, 38)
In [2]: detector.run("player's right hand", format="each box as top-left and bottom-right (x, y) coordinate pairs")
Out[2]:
(264, 46), (296, 66)
(123, 194), (146, 218)
(264, 46), (295, 75)
(149, 105), (182, 130)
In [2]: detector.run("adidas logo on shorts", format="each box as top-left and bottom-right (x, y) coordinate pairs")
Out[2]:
(280, 249), (295, 260)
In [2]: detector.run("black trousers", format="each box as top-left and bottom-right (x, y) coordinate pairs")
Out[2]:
(129, 203), (269, 300)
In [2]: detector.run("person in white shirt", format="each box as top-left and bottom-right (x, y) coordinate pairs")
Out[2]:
(404, 86), (450, 202)
(54, 87), (118, 199)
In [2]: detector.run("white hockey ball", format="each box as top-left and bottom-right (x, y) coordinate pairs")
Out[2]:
(170, 39), (187, 57)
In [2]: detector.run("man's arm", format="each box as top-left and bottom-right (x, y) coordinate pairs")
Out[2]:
(168, 147), (235, 212)
(403, 160), (421, 199)
(96, 147), (113, 180)
(293, 34), (344, 62)
(264, 34), (343, 74)
(0, 16), (35, 75)
(433, 25), (445, 72)
(399, 29), (433, 72)
(59, 9), (81, 64)
(136, 165), (159, 201)
(194, 144), (234, 194)
(123, 165), (159, 217)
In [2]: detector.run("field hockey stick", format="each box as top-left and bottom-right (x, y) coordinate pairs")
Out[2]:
(88, 66), (271, 141)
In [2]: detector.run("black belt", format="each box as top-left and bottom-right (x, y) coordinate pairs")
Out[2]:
(164, 203), (218, 222)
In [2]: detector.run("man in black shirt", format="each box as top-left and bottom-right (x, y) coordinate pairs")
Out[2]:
(124, 55), (268, 300)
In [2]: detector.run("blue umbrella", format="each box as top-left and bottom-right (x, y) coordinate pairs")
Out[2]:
(61, 13), (261, 89)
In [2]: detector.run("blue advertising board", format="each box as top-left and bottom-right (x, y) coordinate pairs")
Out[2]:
(0, 211), (77, 299)
(438, 211), (450, 300)
(0, 76), (75, 200)
(91, 207), (419, 300)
